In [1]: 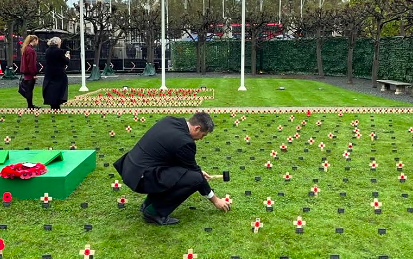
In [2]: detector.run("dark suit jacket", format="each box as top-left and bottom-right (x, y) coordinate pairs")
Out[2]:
(113, 116), (211, 195)
(42, 46), (69, 105)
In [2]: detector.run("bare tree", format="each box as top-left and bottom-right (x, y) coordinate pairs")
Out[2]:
(0, 0), (53, 78)
(171, 0), (225, 74)
(364, 0), (407, 87)
(102, 2), (129, 75)
(75, 0), (113, 80)
(129, 0), (161, 65)
(294, 6), (336, 78)
(336, 2), (370, 84)
(229, 1), (276, 76)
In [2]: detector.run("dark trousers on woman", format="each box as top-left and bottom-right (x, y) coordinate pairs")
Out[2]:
(24, 79), (36, 108)
(136, 169), (208, 217)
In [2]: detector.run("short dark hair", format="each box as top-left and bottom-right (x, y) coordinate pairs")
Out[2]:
(188, 112), (214, 133)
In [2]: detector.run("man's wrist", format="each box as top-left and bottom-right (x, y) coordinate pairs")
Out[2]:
(204, 190), (214, 199)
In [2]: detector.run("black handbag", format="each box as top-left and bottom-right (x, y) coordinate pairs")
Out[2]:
(18, 75), (27, 98)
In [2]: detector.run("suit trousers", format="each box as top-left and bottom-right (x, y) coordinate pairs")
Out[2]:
(136, 169), (208, 217)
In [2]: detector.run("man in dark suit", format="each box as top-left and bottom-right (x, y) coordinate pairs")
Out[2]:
(114, 112), (230, 225)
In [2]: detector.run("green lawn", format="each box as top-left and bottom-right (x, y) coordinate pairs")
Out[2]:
(0, 112), (412, 258)
(0, 77), (411, 108)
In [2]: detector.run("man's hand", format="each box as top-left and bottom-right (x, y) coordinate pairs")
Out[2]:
(209, 195), (230, 212)
(202, 171), (212, 180)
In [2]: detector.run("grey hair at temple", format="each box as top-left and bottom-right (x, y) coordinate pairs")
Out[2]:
(188, 112), (214, 133)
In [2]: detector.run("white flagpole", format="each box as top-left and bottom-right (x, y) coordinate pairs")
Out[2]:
(160, 0), (167, 90)
(238, 0), (246, 91)
(79, 0), (88, 91)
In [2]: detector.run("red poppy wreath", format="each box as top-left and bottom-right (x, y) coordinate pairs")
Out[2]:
(0, 163), (47, 179)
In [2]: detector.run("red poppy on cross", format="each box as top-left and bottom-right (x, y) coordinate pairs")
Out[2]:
(370, 198), (382, 209)
(79, 244), (95, 259)
(4, 136), (10, 144)
(264, 161), (273, 168)
(234, 120), (240, 126)
(328, 133), (334, 139)
(251, 218), (263, 233)
(140, 117), (146, 123)
(370, 132), (376, 141)
(342, 151), (350, 159)
(0, 117), (4, 122)
(311, 185), (320, 195)
(280, 143), (288, 151)
(296, 125), (302, 131)
(278, 125), (283, 131)
(287, 136), (294, 143)
(294, 133), (300, 139)
(109, 130), (116, 137)
(133, 116), (138, 122)
(396, 161), (404, 169)
(125, 126), (132, 132)
(348, 143), (353, 150)
(322, 161), (330, 172)
(408, 127), (413, 133)
(308, 138), (314, 145)
(270, 150), (278, 158)
(293, 216), (306, 228)
(231, 113), (236, 117)
(241, 115), (246, 121)
(70, 144), (77, 150)
(183, 249), (198, 259)
(316, 120), (322, 126)
(117, 195), (128, 204)
(244, 135), (250, 143)
(355, 133), (362, 139)
(3, 192), (12, 203)
(40, 193), (52, 203)
(223, 194), (233, 204)
(283, 172), (292, 180)
(263, 197), (274, 207)
(111, 180), (122, 189)
(369, 161), (378, 169)
(301, 120), (307, 126)
(290, 115), (295, 121)
(318, 142), (326, 151)
(399, 173), (407, 180)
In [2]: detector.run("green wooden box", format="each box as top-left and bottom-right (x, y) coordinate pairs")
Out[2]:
(0, 150), (96, 199)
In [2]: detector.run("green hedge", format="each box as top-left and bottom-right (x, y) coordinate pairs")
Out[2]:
(171, 36), (413, 83)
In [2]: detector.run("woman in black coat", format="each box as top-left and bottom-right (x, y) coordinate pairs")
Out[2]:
(42, 37), (70, 110)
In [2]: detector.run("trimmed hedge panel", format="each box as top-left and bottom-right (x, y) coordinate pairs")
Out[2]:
(171, 36), (413, 83)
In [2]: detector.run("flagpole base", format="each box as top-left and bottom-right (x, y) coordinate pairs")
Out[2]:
(79, 85), (89, 92)
(160, 85), (168, 90)
(238, 85), (247, 91)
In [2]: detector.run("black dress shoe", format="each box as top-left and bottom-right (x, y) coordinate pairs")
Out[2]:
(139, 201), (149, 212)
(143, 210), (180, 225)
